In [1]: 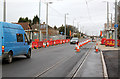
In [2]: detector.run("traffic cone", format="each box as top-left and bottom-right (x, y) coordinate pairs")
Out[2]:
(75, 44), (77, 50)
(76, 45), (80, 52)
(95, 43), (99, 52)
(43, 42), (46, 48)
(54, 41), (56, 46)
(60, 40), (62, 44)
(47, 42), (49, 47)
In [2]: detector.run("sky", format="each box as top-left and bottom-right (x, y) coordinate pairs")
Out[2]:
(0, 0), (119, 36)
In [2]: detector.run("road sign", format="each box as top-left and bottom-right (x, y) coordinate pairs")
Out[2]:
(114, 24), (118, 28)
(60, 32), (63, 35)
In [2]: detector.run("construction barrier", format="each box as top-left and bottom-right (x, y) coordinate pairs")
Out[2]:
(105, 39), (111, 46)
(38, 41), (43, 48)
(60, 40), (63, 44)
(62, 39), (65, 44)
(118, 40), (120, 47)
(101, 38), (106, 45)
(32, 41), (38, 49)
(49, 40), (53, 46)
(32, 39), (77, 49)
(105, 39), (120, 47)
(109, 39), (115, 47)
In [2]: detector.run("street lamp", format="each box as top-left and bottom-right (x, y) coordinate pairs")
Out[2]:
(73, 18), (76, 33)
(108, 13), (113, 39)
(3, 0), (6, 22)
(107, 1), (109, 39)
(65, 13), (69, 39)
(46, 2), (53, 40)
(115, 0), (118, 48)
(39, 0), (41, 41)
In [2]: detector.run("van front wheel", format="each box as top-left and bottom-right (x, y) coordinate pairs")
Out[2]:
(7, 53), (13, 63)
(26, 50), (31, 58)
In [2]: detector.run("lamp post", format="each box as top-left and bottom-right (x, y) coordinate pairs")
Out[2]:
(115, 0), (118, 48)
(73, 19), (76, 33)
(64, 13), (69, 39)
(39, 0), (41, 41)
(46, 2), (52, 40)
(108, 13), (113, 39)
(107, 1), (109, 39)
(3, 0), (6, 22)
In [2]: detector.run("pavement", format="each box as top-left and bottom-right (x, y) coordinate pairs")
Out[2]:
(98, 41), (120, 78)
(74, 46), (103, 77)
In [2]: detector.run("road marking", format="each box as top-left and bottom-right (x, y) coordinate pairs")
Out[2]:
(100, 51), (108, 79)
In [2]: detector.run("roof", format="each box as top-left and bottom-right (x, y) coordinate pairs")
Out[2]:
(16, 22), (30, 30)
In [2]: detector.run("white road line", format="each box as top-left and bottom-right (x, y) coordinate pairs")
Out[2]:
(100, 51), (108, 79)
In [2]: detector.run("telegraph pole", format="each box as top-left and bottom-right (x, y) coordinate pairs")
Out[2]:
(107, 2), (109, 39)
(115, 0), (118, 48)
(39, 0), (41, 41)
(3, 0), (6, 22)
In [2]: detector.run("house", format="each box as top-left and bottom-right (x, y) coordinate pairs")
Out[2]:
(16, 22), (59, 41)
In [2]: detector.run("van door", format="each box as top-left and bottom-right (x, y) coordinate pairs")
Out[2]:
(23, 34), (29, 54)
(0, 22), (2, 56)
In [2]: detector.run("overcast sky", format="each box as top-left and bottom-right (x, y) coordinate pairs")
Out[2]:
(0, 0), (119, 36)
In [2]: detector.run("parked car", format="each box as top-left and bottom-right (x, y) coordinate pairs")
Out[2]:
(92, 37), (96, 42)
(70, 37), (79, 44)
(0, 22), (31, 63)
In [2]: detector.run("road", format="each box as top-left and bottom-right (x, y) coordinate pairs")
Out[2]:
(2, 39), (95, 78)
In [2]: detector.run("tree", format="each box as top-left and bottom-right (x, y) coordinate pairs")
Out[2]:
(54, 26), (57, 30)
(33, 15), (39, 24)
(58, 25), (65, 35)
(18, 17), (31, 23)
(58, 24), (79, 38)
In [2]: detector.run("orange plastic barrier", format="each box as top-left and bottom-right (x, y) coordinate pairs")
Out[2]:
(109, 39), (115, 47)
(117, 40), (120, 47)
(35, 39), (39, 42)
(32, 42), (38, 48)
(38, 41), (43, 48)
(105, 39), (111, 46)
(101, 38), (106, 45)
